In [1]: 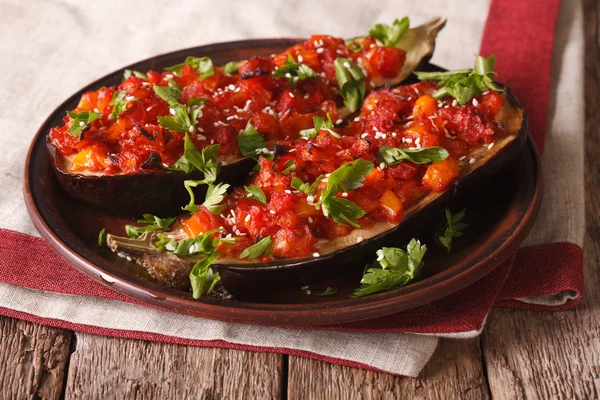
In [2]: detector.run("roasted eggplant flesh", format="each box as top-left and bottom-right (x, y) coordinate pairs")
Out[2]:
(107, 80), (526, 293)
(47, 19), (445, 214)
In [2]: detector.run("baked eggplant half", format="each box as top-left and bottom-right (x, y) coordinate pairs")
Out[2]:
(47, 17), (445, 215)
(107, 57), (527, 295)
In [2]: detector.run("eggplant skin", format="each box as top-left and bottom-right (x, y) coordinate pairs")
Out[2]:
(47, 141), (255, 216)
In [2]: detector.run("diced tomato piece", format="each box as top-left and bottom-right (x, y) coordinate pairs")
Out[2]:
(181, 206), (224, 238)
(366, 47), (406, 78)
(271, 226), (317, 258)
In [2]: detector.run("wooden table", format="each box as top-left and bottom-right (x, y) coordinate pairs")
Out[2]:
(1, 3), (598, 398)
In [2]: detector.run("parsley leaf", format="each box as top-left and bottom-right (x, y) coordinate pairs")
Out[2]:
(350, 238), (426, 297)
(318, 159), (373, 227)
(183, 180), (229, 215)
(368, 17), (410, 47)
(240, 236), (273, 260)
(189, 253), (221, 299)
(321, 159), (373, 199)
(299, 114), (341, 139)
(312, 287), (338, 296)
(414, 55), (503, 105)
(272, 54), (317, 84)
(345, 39), (363, 53)
(110, 90), (139, 121)
(203, 182), (229, 215)
(125, 214), (176, 239)
(67, 110), (101, 138)
(245, 185), (267, 204)
(237, 121), (270, 160)
(291, 175), (323, 196)
(171, 134), (220, 180)
(98, 228), (107, 247)
(436, 208), (467, 252)
(282, 160), (296, 174)
(165, 56), (214, 80)
(155, 229), (221, 256)
(153, 84), (181, 105)
(224, 61), (241, 76)
(334, 58), (366, 113)
(157, 104), (192, 132)
(123, 69), (148, 80)
(379, 146), (449, 165)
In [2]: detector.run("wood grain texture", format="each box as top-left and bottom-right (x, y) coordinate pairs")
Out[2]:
(481, 1), (600, 399)
(63, 332), (283, 400)
(0, 317), (72, 400)
(287, 338), (488, 400)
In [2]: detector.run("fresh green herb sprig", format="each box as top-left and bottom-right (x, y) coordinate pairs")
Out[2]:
(224, 61), (241, 76)
(351, 238), (426, 297)
(318, 159), (373, 227)
(67, 110), (101, 138)
(313, 287), (338, 296)
(334, 58), (366, 113)
(240, 236), (273, 260)
(237, 121), (272, 161)
(165, 56), (214, 80)
(414, 55), (503, 105)
(436, 208), (467, 252)
(125, 214), (177, 239)
(379, 146), (449, 166)
(123, 69), (147, 81)
(110, 90), (139, 121)
(155, 229), (221, 256)
(291, 175), (323, 196)
(98, 228), (107, 247)
(245, 185), (267, 204)
(299, 114), (340, 140)
(183, 180), (229, 215)
(189, 254), (221, 299)
(272, 54), (317, 84)
(368, 17), (410, 47)
(170, 134), (220, 180)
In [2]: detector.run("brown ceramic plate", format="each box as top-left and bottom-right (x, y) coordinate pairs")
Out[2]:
(24, 39), (542, 326)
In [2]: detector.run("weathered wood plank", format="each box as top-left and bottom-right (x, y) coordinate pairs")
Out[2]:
(64, 333), (283, 399)
(481, 1), (600, 398)
(0, 317), (72, 400)
(287, 338), (488, 400)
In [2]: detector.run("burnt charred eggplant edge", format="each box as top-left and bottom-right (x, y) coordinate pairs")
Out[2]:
(46, 141), (255, 215)
(47, 18), (446, 215)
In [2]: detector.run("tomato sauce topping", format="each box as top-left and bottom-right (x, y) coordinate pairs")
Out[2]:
(182, 81), (506, 260)
(49, 35), (406, 175)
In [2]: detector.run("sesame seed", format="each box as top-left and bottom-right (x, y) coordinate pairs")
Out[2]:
(356, 236), (364, 243)
(312, 252), (320, 258)
(354, 117), (361, 122)
(361, 133), (368, 138)
(228, 84), (236, 91)
(244, 214), (251, 222)
(298, 55), (303, 62)
(308, 217), (313, 223)
(343, 62), (350, 69)
(341, 192), (348, 197)
(472, 98), (479, 106)
(316, 48), (324, 54)
(285, 72), (291, 78)
(125, 95), (135, 101)
(269, 210), (276, 215)
(284, 190), (291, 194)
(188, 126), (194, 133)
(247, 192), (253, 197)
(405, 138), (413, 144)
(79, 121), (84, 126)
(165, 74), (173, 79)
(469, 158), (476, 164)
(380, 162), (386, 169)
(452, 99), (458, 107)
(459, 156), (467, 161)
(336, 119), (343, 124)
(169, 108), (176, 115)
(146, 106), (153, 112)
(289, 92), (295, 98)
(304, 93), (310, 99)
(306, 289), (312, 295)
(376, 254), (384, 262)
(301, 285), (309, 290)
(487, 142), (495, 149)
(413, 87), (420, 95)
(226, 116), (235, 121)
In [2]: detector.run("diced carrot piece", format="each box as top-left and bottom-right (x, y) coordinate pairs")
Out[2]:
(413, 95), (437, 117)
(378, 189), (404, 222)
(422, 157), (460, 192)
(181, 207), (223, 238)
(77, 91), (98, 111)
(71, 146), (108, 172)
